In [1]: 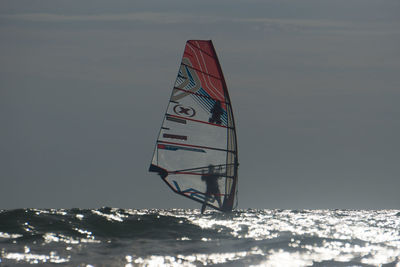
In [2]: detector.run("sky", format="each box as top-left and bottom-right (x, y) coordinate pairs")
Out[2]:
(1, 0), (399, 210)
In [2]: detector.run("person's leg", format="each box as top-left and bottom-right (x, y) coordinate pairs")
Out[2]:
(201, 193), (210, 214)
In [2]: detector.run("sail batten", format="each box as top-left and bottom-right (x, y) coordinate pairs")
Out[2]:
(173, 87), (231, 104)
(180, 63), (223, 81)
(149, 40), (238, 212)
(157, 140), (235, 153)
(165, 114), (230, 128)
(186, 41), (217, 59)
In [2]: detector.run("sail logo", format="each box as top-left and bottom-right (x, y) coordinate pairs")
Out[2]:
(173, 104), (196, 117)
(163, 133), (187, 141)
(171, 58), (201, 101)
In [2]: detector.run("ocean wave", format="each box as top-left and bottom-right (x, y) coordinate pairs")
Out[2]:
(0, 208), (234, 243)
(0, 208), (399, 266)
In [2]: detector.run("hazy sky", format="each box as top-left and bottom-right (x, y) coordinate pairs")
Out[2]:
(1, 0), (399, 209)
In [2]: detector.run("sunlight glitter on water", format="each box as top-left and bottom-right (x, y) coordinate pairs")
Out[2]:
(91, 209), (126, 222)
(1, 251), (69, 264)
(119, 209), (400, 266)
(173, 209), (400, 266)
(43, 232), (100, 244)
(130, 249), (265, 267)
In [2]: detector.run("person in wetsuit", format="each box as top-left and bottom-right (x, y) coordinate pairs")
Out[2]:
(201, 165), (222, 214)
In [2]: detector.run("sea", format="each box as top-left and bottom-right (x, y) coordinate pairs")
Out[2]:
(0, 208), (399, 266)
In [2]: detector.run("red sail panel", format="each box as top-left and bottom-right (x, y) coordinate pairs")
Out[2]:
(183, 40), (226, 107)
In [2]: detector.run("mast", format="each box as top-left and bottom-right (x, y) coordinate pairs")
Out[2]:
(209, 41), (239, 211)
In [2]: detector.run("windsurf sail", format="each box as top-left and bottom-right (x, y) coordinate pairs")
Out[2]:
(149, 40), (239, 212)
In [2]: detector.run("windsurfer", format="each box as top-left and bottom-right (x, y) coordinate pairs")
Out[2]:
(209, 100), (223, 125)
(201, 165), (222, 214)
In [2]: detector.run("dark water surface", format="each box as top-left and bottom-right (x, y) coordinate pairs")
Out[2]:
(0, 208), (399, 266)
